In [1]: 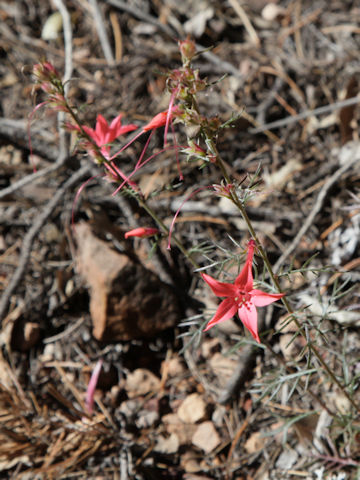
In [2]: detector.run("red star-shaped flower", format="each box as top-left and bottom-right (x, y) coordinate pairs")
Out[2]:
(81, 114), (137, 159)
(202, 240), (285, 343)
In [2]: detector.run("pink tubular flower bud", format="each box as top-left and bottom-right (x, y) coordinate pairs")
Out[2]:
(43, 61), (58, 74)
(124, 227), (159, 239)
(33, 61), (60, 82)
(84, 359), (103, 415)
(142, 106), (181, 132)
(40, 82), (54, 94)
(179, 37), (196, 65)
(212, 182), (234, 198)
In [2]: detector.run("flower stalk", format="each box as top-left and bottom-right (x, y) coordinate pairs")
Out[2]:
(204, 130), (360, 412)
(165, 42), (360, 413)
(31, 41), (360, 421)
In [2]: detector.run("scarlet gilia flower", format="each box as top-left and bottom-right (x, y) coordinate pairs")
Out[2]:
(124, 227), (159, 239)
(79, 114), (137, 159)
(202, 240), (285, 343)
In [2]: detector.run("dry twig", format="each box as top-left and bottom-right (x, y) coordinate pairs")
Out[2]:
(273, 146), (360, 273)
(0, 159), (66, 200)
(53, 0), (73, 89)
(250, 96), (360, 133)
(89, 0), (115, 65)
(106, 0), (245, 81)
(228, 0), (260, 46)
(51, 0), (74, 160)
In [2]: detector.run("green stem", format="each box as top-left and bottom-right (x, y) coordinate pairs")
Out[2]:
(64, 100), (199, 270)
(262, 339), (336, 417)
(137, 198), (199, 270)
(207, 135), (360, 413)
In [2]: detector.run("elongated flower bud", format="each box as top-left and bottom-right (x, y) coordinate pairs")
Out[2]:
(124, 227), (159, 239)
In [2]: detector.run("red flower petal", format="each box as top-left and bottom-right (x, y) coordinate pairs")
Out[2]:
(238, 302), (260, 343)
(116, 123), (138, 136)
(95, 114), (109, 142)
(201, 273), (237, 297)
(142, 106), (180, 132)
(250, 290), (285, 307)
(82, 125), (99, 145)
(109, 114), (123, 134)
(235, 241), (255, 291)
(204, 298), (237, 331)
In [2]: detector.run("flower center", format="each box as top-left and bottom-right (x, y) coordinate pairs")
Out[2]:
(234, 290), (251, 309)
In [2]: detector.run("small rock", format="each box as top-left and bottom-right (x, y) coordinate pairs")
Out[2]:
(183, 475), (213, 480)
(119, 399), (140, 417)
(201, 338), (221, 358)
(75, 222), (180, 341)
(40, 343), (56, 363)
(184, 7), (214, 38)
(275, 448), (298, 469)
(212, 405), (227, 427)
(155, 433), (179, 454)
(333, 393), (351, 415)
(209, 352), (237, 387)
(192, 421), (221, 453)
(262, 3), (285, 21)
(278, 333), (300, 361)
(244, 431), (266, 454)
(42, 223), (61, 243)
(163, 413), (197, 445)
(177, 393), (207, 424)
(136, 410), (159, 428)
(181, 451), (202, 473)
(161, 356), (185, 378)
(125, 368), (160, 398)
